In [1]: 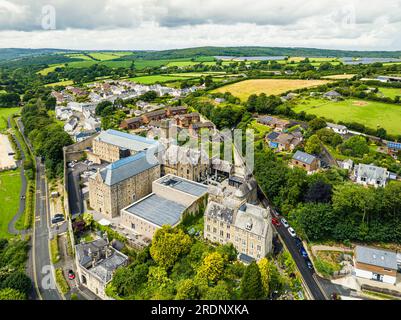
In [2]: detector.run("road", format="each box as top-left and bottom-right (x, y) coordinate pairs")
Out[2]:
(259, 192), (327, 300)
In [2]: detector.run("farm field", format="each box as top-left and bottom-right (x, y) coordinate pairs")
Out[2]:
(322, 74), (356, 80)
(128, 74), (197, 84)
(212, 79), (330, 101)
(45, 80), (74, 87)
(293, 98), (401, 136)
(0, 169), (21, 238)
(0, 107), (20, 131)
(379, 87), (401, 99)
(64, 53), (94, 61)
(87, 52), (129, 61)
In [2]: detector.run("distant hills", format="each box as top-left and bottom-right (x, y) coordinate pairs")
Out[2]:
(1, 46), (400, 64)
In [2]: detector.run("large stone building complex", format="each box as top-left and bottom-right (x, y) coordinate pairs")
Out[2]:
(204, 198), (273, 261)
(91, 129), (159, 163)
(121, 174), (208, 239)
(88, 152), (160, 218)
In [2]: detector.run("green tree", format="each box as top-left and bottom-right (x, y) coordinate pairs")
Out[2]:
(204, 281), (231, 300)
(240, 262), (263, 300)
(197, 252), (225, 284)
(175, 279), (197, 300)
(338, 136), (369, 157)
(305, 135), (322, 155)
(1, 271), (31, 296)
(308, 118), (327, 132)
(0, 288), (25, 300)
(150, 226), (192, 269)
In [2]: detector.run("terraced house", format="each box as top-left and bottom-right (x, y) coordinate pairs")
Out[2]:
(89, 152), (161, 218)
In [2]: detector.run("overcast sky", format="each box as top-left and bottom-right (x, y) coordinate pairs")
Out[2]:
(0, 0), (400, 51)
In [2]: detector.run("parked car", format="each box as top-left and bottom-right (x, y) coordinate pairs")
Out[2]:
(51, 214), (64, 224)
(68, 270), (75, 280)
(271, 218), (281, 227)
(305, 259), (314, 271)
(281, 218), (289, 228)
(294, 237), (303, 247)
(272, 210), (280, 218)
(288, 227), (296, 237)
(300, 247), (308, 258)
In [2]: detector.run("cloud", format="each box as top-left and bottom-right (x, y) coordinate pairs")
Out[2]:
(0, 0), (400, 50)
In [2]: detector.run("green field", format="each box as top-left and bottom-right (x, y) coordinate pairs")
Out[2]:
(87, 52), (122, 61)
(293, 98), (401, 135)
(45, 80), (74, 87)
(128, 75), (197, 84)
(0, 107), (20, 131)
(379, 87), (401, 99)
(64, 53), (94, 61)
(0, 169), (21, 238)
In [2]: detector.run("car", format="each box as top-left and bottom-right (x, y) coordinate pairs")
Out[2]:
(272, 210), (280, 218)
(294, 237), (303, 247)
(300, 247), (308, 258)
(51, 214), (64, 224)
(305, 259), (314, 270)
(280, 218), (289, 228)
(68, 270), (75, 280)
(20, 195), (26, 200)
(271, 218), (281, 227)
(288, 227), (296, 237)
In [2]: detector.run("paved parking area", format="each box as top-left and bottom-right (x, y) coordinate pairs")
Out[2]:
(0, 133), (17, 171)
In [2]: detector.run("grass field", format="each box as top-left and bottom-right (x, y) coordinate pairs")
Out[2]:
(45, 80), (74, 87)
(0, 107), (20, 131)
(322, 74), (356, 80)
(87, 52), (122, 61)
(213, 79), (330, 101)
(0, 169), (21, 238)
(379, 87), (401, 99)
(293, 98), (401, 135)
(128, 75), (197, 84)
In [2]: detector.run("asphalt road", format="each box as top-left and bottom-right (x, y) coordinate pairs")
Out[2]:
(258, 192), (327, 300)
(33, 158), (62, 300)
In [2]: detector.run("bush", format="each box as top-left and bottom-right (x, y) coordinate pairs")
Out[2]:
(55, 268), (69, 294)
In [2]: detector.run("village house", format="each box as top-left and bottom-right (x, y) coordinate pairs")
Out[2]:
(258, 116), (290, 132)
(266, 131), (302, 152)
(55, 106), (73, 121)
(51, 91), (65, 105)
(204, 199), (273, 261)
(141, 109), (168, 124)
(327, 122), (348, 135)
(84, 117), (101, 131)
(75, 237), (128, 299)
(189, 121), (215, 136)
(291, 150), (320, 172)
(354, 246), (398, 285)
(120, 117), (144, 130)
(323, 90), (342, 101)
(64, 117), (78, 133)
(353, 163), (388, 188)
(88, 152), (161, 218)
(175, 112), (201, 128)
(166, 106), (187, 117)
(120, 175), (208, 239)
(387, 141), (401, 159)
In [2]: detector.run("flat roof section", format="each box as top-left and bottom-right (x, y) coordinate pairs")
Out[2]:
(124, 194), (186, 227)
(157, 175), (208, 197)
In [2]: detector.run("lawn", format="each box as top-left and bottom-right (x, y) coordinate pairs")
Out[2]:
(379, 87), (401, 99)
(128, 75), (197, 84)
(0, 169), (22, 238)
(293, 98), (401, 136)
(0, 107), (20, 131)
(212, 79), (330, 101)
(248, 120), (271, 140)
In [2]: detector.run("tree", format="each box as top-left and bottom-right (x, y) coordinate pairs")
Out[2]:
(147, 266), (173, 289)
(257, 258), (270, 297)
(308, 118), (327, 132)
(197, 252), (225, 284)
(338, 136), (369, 157)
(95, 100), (113, 116)
(204, 281), (231, 300)
(0, 288), (25, 300)
(150, 226), (192, 269)
(305, 135), (322, 155)
(1, 271), (31, 296)
(376, 128), (387, 139)
(304, 180), (332, 203)
(240, 262), (263, 300)
(175, 279), (197, 300)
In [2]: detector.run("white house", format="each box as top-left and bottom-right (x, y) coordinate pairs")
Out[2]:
(64, 117), (78, 133)
(354, 246), (398, 285)
(353, 163), (388, 188)
(327, 122), (348, 135)
(84, 117), (101, 131)
(67, 102), (84, 113)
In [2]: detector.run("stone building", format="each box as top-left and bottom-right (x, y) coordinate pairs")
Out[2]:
(121, 174), (208, 239)
(88, 152), (160, 218)
(75, 237), (128, 299)
(204, 199), (273, 261)
(91, 129), (158, 163)
(291, 150), (320, 173)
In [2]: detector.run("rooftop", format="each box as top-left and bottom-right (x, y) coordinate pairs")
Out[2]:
(293, 150), (317, 165)
(355, 246), (397, 270)
(95, 129), (157, 152)
(388, 141), (401, 150)
(235, 203), (269, 237)
(99, 152), (159, 186)
(355, 163), (387, 181)
(156, 174), (208, 197)
(327, 122), (347, 130)
(124, 193), (186, 227)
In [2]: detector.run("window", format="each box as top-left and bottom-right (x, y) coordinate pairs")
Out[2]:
(213, 227), (217, 233)
(131, 223), (135, 229)
(227, 233), (230, 239)
(220, 230), (224, 237)
(257, 245), (261, 251)
(207, 225), (210, 231)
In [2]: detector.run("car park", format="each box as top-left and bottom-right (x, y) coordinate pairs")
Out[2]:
(281, 218), (289, 228)
(288, 227), (296, 237)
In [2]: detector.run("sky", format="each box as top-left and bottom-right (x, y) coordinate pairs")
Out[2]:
(0, 0), (401, 51)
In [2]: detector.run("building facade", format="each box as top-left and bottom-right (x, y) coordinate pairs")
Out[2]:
(291, 150), (320, 172)
(89, 152), (160, 218)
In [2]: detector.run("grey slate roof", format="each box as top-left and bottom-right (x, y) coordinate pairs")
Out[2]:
(124, 193), (186, 227)
(99, 152), (159, 186)
(292, 150), (317, 165)
(355, 163), (387, 181)
(266, 132), (280, 141)
(355, 246), (397, 270)
(205, 201), (235, 224)
(95, 129), (157, 152)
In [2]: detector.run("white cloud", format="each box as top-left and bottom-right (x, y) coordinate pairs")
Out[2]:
(0, 0), (400, 50)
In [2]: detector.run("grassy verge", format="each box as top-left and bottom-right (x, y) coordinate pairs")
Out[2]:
(50, 236), (60, 264)
(55, 268), (70, 294)
(362, 290), (401, 300)
(313, 251), (342, 278)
